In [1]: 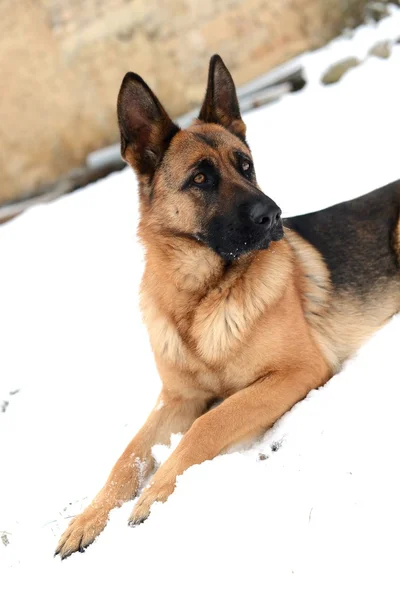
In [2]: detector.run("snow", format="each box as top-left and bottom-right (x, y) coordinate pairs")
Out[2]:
(1, 8), (400, 599)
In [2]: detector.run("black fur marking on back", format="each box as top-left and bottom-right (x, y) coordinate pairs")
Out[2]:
(284, 181), (400, 294)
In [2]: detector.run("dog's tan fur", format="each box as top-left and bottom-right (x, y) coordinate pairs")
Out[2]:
(56, 57), (400, 559)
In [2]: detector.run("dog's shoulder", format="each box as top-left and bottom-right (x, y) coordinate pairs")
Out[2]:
(284, 180), (400, 294)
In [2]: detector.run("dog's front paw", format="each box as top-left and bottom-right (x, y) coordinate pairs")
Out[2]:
(55, 504), (109, 559)
(128, 476), (176, 527)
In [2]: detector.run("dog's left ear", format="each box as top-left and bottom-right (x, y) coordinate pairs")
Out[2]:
(198, 55), (246, 141)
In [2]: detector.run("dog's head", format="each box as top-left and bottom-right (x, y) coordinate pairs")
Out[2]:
(117, 55), (283, 260)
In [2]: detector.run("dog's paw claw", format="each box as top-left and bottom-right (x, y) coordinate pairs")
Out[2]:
(55, 506), (109, 560)
(128, 515), (147, 528)
(128, 478), (175, 526)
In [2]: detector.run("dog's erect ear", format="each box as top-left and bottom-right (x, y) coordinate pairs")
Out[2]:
(117, 72), (179, 179)
(198, 55), (246, 140)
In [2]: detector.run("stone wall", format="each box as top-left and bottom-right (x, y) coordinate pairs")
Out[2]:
(0, 0), (371, 205)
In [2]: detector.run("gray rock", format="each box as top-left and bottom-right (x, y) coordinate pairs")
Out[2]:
(321, 57), (361, 85)
(369, 40), (392, 59)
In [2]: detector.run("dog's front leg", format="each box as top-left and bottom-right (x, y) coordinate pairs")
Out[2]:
(55, 390), (208, 558)
(130, 369), (326, 525)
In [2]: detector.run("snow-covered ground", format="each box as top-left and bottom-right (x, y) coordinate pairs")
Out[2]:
(1, 8), (400, 599)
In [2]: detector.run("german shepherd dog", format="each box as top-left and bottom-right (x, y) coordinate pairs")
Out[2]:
(56, 55), (400, 559)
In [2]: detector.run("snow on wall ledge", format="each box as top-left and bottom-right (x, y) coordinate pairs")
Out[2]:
(1, 9), (400, 600)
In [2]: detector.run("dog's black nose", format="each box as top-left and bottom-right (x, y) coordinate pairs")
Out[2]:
(249, 201), (281, 227)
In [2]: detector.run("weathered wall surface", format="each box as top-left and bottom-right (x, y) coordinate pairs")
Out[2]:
(0, 0), (371, 205)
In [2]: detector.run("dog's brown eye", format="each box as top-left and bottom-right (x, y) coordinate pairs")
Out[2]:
(242, 160), (251, 172)
(193, 173), (206, 184)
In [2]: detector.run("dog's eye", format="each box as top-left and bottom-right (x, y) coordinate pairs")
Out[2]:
(193, 173), (206, 185)
(240, 158), (253, 175)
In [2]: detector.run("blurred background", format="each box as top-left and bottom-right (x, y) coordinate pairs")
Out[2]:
(0, 0), (395, 214)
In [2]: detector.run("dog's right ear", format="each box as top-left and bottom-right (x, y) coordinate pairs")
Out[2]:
(117, 73), (179, 181)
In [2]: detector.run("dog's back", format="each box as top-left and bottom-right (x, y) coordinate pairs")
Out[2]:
(285, 181), (400, 293)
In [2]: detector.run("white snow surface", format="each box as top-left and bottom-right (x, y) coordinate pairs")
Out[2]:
(1, 9), (400, 599)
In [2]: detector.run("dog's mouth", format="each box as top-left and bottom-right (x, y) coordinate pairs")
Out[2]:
(197, 218), (284, 261)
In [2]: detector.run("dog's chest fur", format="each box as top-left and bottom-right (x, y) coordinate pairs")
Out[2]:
(140, 241), (296, 390)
